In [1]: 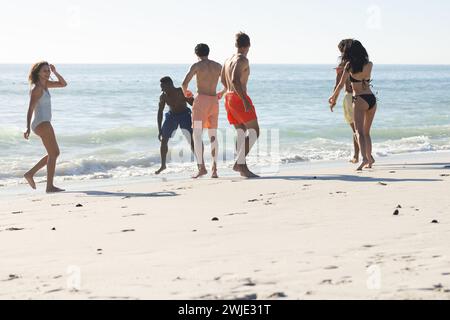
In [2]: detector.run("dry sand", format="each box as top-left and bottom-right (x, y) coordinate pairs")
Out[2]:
(1, 152), (449, 300)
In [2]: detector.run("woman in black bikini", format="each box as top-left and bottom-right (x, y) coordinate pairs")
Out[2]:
(329, 40), (377, 171)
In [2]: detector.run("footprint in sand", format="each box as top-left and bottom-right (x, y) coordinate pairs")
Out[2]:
(226, 212), (248, 216)
(45, 288), (64, 294)
(235, 293), (258, 300)
(122, 213), (146, 218)
(268, 292), (287, 299)
(6, 227), (25, 232)
(242, 278), (257, 287)
(121, 229), (135, 233)
(4, 274), (20, 281)
(324, 266), (339, 270)
(11, 211), (23, 215)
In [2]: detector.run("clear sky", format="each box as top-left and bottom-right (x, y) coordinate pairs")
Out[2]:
(1, 0), (449, 64)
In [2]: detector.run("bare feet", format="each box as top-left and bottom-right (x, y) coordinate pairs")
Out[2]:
(155, 166), (166, 175)
(357, 160), (369, 171)
(211, 165), (219, 179)
(350, 157), (359, 164)
(46, 186), (65, 194)
(364, 156), (376, 169)
(24, 173), (36, 190)
(234, 163), (260, 178)
(193, 166), (208, 179)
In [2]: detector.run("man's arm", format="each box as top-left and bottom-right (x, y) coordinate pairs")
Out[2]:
(182, 64), (197, 96)
(218, 64), (227, 99)
(220, 62), (228, 90)
(231, 57), (251, 111)
(186, 96), (194, 106)
(157, 94), (166, 141)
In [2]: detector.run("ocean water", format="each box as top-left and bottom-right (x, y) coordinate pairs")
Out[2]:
(1, 64), (449, 186)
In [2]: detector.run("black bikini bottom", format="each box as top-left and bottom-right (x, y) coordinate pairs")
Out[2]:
(353, 94), (377, 109)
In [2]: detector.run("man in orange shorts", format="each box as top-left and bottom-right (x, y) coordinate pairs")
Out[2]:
(222, 32), (260, 178)
(182, 43), (224, 179)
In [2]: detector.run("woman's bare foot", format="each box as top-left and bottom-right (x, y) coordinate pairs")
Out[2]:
(364, 156), (376, 169)
(350, 157), (359, 164)
(193, 166), (208, 179)
(211, 165), (219, 179)
(357, 160), (369, 171)
(155, 166), (166, 175)
(24, 173), (36, 190)
(46, 186), (65, 193)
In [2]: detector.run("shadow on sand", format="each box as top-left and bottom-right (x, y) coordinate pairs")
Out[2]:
(253, 175), (442, 183)
(65, 191), (179, 198)
(375, 162), (450, 171)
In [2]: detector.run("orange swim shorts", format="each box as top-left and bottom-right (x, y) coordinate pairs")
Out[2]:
(224, 92), (258, 125)
(192, 94), (219, 129)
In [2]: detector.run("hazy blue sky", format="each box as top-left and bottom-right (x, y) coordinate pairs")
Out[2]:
(1, 0), (449, 64)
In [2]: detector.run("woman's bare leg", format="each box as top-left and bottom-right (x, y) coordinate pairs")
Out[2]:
(353, 100), (369, 171)
(24, 155), (49, 189)
(34, 122), (64, 193)
(363, 105), (377, 168)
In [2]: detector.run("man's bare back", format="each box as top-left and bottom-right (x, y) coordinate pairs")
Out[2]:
(222, 54), (250, 94)
(161, 88), (192, 113)
(183, 59), (222, 97)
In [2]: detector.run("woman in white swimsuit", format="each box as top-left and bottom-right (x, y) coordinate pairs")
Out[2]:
(24, 62), (67, 193)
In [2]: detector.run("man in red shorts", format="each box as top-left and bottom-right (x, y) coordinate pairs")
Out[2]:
(222, 32), (260, 178)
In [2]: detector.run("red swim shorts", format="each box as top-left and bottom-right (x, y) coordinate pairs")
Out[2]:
(224, 92), (258, 125)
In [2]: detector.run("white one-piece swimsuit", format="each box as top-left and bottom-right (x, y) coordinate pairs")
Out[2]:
(31, 89), (52, 132)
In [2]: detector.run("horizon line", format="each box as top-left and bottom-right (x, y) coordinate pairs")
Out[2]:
(1, 62), (450, 66)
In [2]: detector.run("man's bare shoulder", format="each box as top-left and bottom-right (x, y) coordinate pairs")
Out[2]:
(212, 60), (222, 72)
(235, 55), (249, 67)
(187, 62), (200, 73)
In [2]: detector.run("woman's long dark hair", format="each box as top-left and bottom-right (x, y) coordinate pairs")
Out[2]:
(342, 40), (369, 73)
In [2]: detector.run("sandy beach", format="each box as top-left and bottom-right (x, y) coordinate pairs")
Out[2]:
(1, 151), (449, 300)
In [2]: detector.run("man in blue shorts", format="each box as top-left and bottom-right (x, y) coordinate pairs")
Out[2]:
(155, 77), (195, 175)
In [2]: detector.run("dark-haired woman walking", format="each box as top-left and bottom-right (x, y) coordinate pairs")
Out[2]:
(329, 40), (377, 171)
(24, 62), (67, 193)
